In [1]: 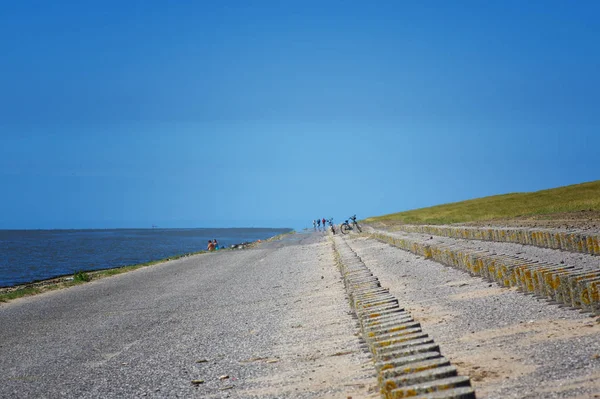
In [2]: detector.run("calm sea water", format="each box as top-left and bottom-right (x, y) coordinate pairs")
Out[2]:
(0, 228), (291, 287)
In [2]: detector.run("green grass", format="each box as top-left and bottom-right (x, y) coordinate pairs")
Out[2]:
(266, 230), (296, 241)
(73, 271), (91, 282)
(365, 180), (600, 226)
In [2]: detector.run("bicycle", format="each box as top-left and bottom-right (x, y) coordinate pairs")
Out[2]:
(350, 215), (362, 232)
(341, 215), (362, 234)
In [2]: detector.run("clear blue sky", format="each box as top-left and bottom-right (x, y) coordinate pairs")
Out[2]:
(1, 1), (599, 229)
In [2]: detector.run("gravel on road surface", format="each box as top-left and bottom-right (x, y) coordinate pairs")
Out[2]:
(0, 232), (378, 399)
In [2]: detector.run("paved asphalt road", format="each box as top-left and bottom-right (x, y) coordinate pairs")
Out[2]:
(0, 232), (377, 399)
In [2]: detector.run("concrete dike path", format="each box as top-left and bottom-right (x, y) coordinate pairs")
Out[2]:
(0, 233), (377, 399)
(2, 230), (600, 398)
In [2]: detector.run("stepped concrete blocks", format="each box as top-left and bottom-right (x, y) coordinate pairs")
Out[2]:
(568, 271), (600, 308)
(578, 276), (600, 312)
(521, 268), (535, 293)
(482, 258), (498, 282)
(362, 313), (414, 328)
(587, 279), (600, 314)
(501, 264), (517, 287)
(379, 357), (451, 384)
(409, 386), (476, 399)
(355, 291), (394, 301)
(356, 297), (399, 310)
(365, 320), (419, 335)
(364, 320), (421, 336)
(362, 315), (415, 329)
(363, 307), (410, 320)
(372, 332), (430, 351)
(358, 303), (403, 318)
(423, 245), (433, 259)
(354, 296), (399, 309)
(352, 291), (392, 303)
(352, 291), (393, 303)
(333, 236), (475, 398)
(365, 322), (422, 339)
(530, 263), (559, 297)
(395, 224), (600, 256)
(374, 337), (436, 358)
(361, 308), (404, 319)
(552, 270), (581, 304)
(542, 267), (577, 302)
(356, 299), (399, 312)
(374, 230), (600, 314)
(576, 234), (587, 253)
(381, 365), (458, 397)
(358, 303), (404, 316)
(349, 280), (381, 291)
(351, 286), (390, 298)
(540, 265), (578, 299)
(376, 343), (442, 363)
(375, 352), (442, 374)
(388, 376), (473, 399)
(367, 327), (425, 345)
(513, 262), (538, 292)
(507, 260), (535, 287)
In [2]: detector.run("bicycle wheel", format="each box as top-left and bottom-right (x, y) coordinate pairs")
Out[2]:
(355, 223), (362, 233)
(341, 224), (350, 234)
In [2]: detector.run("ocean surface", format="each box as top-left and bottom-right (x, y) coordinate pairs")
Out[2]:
(0, 228), (291, 287)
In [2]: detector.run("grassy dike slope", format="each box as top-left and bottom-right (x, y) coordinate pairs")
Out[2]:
(365, 180), (600, 226)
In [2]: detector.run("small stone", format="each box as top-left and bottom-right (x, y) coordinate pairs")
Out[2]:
(219, 375), (230, 380)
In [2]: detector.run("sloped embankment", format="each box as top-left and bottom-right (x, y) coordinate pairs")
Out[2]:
(332, 235), (476, 399)
(370, 226), (600, 315)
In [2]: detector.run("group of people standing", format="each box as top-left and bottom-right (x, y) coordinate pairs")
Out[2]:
(312, 218), (333, 232)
